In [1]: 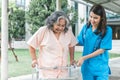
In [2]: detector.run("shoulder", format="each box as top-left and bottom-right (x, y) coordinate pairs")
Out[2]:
(67, 27), (72, 33)
(38, 26), (47, 30)
(83, 24), (88, 29)
(103, 25), (112, 38)
(106, 25), (112, 33)
(37, 26), (48, 32)
(33, 26), (48, 35)
(66, 27), (75, 35)
(82, 23), (89, 31)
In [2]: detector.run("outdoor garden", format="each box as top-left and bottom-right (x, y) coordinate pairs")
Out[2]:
(0, 0), (120, 79)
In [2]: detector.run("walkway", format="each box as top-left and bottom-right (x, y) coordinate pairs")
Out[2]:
(109, 57), (120, 80)
(8, 74), (32, 80)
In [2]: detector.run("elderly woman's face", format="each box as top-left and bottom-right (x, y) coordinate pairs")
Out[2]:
(53, 18), (66, 34)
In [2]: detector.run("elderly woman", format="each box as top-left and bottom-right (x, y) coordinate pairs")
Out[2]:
(27, 11), (77, 79)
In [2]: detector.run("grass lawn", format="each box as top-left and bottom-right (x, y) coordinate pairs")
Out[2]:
(0, 49), (32, 78)
(0, 49), (120, 78)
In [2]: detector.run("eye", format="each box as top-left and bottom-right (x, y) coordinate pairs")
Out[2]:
(55, 23), (60, 26)
(94, 17), (98, 19)
(90, 15), (92, 18)
(61, 24), (65, 27)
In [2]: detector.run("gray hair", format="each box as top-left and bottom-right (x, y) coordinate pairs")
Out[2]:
(45, 11), (70, 33)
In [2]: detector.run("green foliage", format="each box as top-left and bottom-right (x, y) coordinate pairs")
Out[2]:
(61, 1), (78, 26)
(0, 7), (1, 32)
(69, 7), (78, 26)
(26, 0), (56, 34)
(26, 0), (78, 34)
(9, 6), (25, 40)
(0, 3), (25, 40)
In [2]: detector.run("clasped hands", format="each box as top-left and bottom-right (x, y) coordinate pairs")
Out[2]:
(70, 57), (84, 67)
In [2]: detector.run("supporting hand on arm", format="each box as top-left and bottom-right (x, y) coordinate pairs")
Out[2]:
(77, 49), (105, 66)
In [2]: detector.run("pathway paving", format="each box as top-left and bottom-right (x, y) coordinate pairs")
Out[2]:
(109, 58), (120, 80)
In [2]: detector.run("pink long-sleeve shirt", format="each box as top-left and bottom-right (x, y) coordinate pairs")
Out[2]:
(27, 26), (77, 78)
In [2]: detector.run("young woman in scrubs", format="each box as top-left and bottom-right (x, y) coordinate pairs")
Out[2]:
(27, 11), (77, 78)
(77, 4), (112, 80)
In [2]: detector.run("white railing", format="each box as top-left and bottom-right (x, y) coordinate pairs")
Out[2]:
(10, 40), (120, 53)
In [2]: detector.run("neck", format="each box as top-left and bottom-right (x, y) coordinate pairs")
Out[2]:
(92, 26), (97, 31)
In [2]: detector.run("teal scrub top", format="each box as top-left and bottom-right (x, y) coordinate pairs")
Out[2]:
(77, 24), (112, 76)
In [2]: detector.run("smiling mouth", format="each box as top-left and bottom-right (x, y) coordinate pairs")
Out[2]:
(53, 30), (61, 33)
(56, 29), (62, 32)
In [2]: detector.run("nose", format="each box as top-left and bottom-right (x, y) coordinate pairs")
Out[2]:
(59, 26), (63, 29)
(58, 24), (64, 29)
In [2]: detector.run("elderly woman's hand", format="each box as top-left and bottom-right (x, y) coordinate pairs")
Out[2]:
(70, 60), (77, 66)
(32, 59), (38, 68)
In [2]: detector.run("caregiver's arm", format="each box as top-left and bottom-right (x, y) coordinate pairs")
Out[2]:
(77, 49), (105, 66)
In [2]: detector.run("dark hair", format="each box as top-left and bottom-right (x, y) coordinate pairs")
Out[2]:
(87, 4), (107, 37)
(45, 11), (70, 33)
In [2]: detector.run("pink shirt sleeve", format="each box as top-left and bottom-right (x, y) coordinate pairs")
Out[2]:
(27, 26), (47, 49)
(68, 28), (77, 47)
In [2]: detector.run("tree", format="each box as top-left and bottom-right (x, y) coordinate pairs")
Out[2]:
(26, 0), (78, 34)
(0, 4), (26, 62)
(0, 7), (1, 31)
(0, 7), (1, 61)
(8, 5), (25, 62)
(26, 0), (55, 34)
(9, 7), (25, 41)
